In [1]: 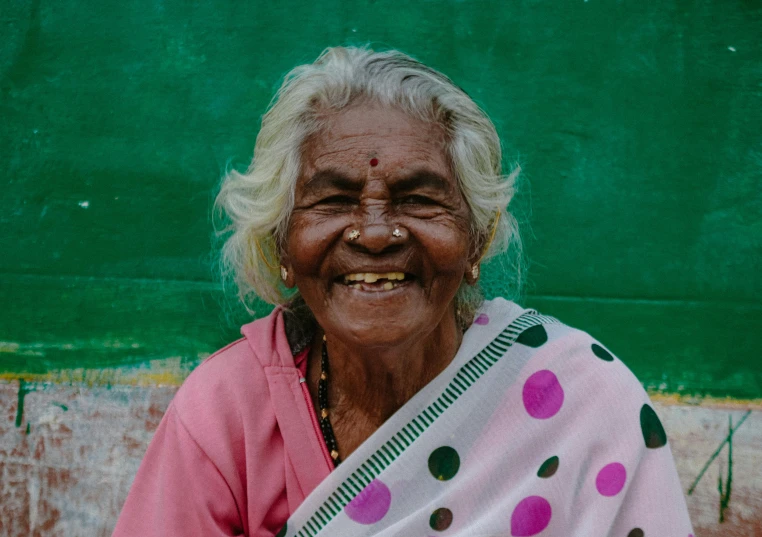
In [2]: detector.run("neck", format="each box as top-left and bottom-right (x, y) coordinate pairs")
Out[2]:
(313, 309), (462, 427)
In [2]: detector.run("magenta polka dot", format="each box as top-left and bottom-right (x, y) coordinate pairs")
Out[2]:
(345, 479), (392, 525)
(596, 462), (627, 496)
(522, 370), (564, 419)
(474, 314), (490, 325)
(510, 496), (552, 536)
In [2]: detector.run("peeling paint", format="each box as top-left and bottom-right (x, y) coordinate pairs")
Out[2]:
(0, 355), (202, 388)
(14, 380), (29, 428)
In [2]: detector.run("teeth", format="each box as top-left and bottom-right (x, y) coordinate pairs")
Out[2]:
(347, 280), (398, 291)
(344, 272), (406, 282)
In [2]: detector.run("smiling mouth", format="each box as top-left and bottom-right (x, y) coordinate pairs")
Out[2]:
(340, 272), (413, 292)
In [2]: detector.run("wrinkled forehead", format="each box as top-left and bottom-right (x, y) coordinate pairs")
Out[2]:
(298, 102), (453, 187)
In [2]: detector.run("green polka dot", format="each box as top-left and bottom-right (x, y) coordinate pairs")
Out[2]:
(275, 522), (287, 537)
(627, 528), (644, 537)
(640, 404), (667, 448)
(428, 446), (460, 481)
(591, 343), (614, 361)
(537, 455), (559, 478)
(516, 325), (547, 348)
(429, 507), (453, 531)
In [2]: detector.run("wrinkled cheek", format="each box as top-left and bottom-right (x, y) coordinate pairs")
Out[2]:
(425, 237), (471, 274)
(425, 243), (472, 299)
(403, 218), (471, 266)
(426, 272), (468, 302)
(285, 220), (337, 273)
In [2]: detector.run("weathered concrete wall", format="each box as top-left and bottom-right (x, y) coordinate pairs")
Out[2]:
(663, 402), (762, 534)
(1, 380), (760, 536)
(0, 382), (176, 537)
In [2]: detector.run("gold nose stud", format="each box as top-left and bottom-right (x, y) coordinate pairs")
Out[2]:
(348, 229), (360, 241)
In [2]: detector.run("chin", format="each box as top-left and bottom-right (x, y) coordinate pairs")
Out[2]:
(328, 307), (437, 350)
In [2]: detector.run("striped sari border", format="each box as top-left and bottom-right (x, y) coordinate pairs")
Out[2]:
(292, 311), (560, 537)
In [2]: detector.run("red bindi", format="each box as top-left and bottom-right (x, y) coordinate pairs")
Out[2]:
(369, 158), (379, 167)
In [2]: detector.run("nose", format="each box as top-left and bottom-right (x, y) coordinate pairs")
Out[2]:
(347, 202), (401, 254)
(356, 222), (395, 254)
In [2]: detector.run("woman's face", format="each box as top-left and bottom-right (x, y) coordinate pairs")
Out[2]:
(283, 102), (475, 349)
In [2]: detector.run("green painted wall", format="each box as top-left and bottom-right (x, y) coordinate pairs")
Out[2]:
(1, 1), (760, 397)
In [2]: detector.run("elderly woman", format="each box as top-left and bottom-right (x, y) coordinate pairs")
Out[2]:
(113, 47), (693, 537)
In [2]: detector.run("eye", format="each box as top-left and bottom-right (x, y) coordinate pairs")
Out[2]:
(320, 195), (357, 205)
(398, 195), (437, 206)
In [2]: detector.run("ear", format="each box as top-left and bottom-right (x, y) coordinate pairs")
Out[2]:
(463, 232), (486, 285)
(278, 251), (297, 289)
(463, 255), (481, 286)
(464, 261), (480, 286)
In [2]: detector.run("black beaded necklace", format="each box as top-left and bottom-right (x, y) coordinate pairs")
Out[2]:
(318, 335), (341, 466)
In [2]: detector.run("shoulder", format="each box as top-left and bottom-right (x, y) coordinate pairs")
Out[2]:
(168, 340), (262, 462)
(483, 298), (647, 398)
(511, 308), (665, 450)
(173, 337), (264, 414)
(482, 298), (654, 427)
(525, 315), (648, 402)
(169, 309), (288, 457)
(173, 305), (290, 407)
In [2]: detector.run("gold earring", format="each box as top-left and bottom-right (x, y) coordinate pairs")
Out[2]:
(280, 266), (288, 281)
(471, 264), (479, 279)
(254, 238), (279, 270)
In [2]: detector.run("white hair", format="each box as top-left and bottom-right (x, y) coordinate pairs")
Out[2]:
(215, 46), (524, 319)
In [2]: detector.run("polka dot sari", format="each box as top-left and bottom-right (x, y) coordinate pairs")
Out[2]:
(278, 298), (694, 537)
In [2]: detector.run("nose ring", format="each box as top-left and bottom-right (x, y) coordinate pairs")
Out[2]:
(348, 229), (360, 241)
(392, 228), (402, 238)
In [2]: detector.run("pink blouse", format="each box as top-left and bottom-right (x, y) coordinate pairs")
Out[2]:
(113, 307), (331, 536)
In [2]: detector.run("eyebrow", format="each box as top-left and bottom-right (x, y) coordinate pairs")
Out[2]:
(302, 169), (362, 193)
(389, 171), (453, 195)
(303, 169), (453, 195)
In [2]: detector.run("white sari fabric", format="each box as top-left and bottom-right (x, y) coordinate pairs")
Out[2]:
(280, 298), (694, 537)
